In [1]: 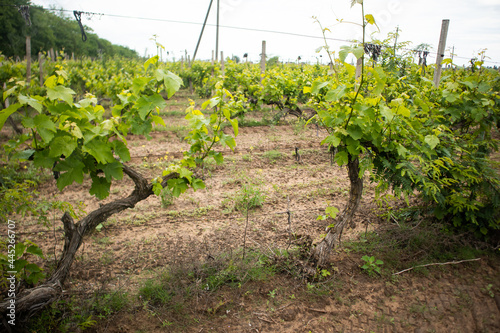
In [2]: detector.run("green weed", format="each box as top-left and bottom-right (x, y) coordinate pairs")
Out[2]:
(262, 150), (283, 163)
(361, 255), (384, 276)
(222, 184), (266, 213)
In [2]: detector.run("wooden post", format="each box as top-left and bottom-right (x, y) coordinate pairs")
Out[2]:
(393, 26), (399, 56)
(211, 50), (214, 76)
(26, 36), (31, 86)
(355, 57), (362, 80)
(221, 51), (225, 77)
(38, 52), (44, 86)
(433, 19), (450, 87)
(260, 40), (266, 82)
(188, 55), (193, 92)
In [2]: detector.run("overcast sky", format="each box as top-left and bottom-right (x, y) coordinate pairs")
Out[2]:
(30, 0), (500, 66)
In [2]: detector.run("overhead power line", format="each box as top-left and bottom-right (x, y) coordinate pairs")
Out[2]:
(1, 3), (499, 64)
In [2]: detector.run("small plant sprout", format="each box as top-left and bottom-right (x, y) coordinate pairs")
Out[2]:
(320, 269), (331, 278)
(361, 255), (384, 276)
(317, 206), (339, 229)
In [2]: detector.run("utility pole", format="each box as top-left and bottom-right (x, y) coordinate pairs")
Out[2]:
(216, 0), (220, 62)
(192, 0), (215, 65)
(433, 19), (450, 87)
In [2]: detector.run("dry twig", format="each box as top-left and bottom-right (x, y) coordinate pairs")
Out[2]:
(392, 258), (481, 275)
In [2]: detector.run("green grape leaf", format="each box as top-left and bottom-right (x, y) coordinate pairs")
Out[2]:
(46, 85), (75, 105)
(191, 178), (206, 191)
(136, 94), (167, 120)
(347, 125), (363, 140)
(397, 106), (411, 118)
(326, 85), (348, 102)
(443, 91), (459, 103)
(15, 242), (27, 258)
(352, 46), (364, 59)
(26, 271), (45, 284)
(132, 76), (152, 94)
(325, 206), (339, 219)
(220, 134), (236, 149)
(56, 168), (84, 191)
(152, 182), (163, 196)
(33, 149), (58, 168)
(151, 115), (165, 127)
(346, 137), (361, 155)
(54, 155), (85, 189)
(371, 67), (387, 95)
(230, 118), (239, 136)
(339, 46), (350, 63)
(311, 81), (329, 94)
(321, 134), (341, 147)
(83, 139), (115, 164)
(334, 151), (349, 166)
(163, 71), (183, 98)
(213, 152), (224, 165)
(89, 175), (111, 200)
(112, 140), (131, 162)
(49, 135), (78, 158)
(424, 135), (440, 149)
(144, 55), (159, 71)
(111, 105), (124, 117)
(26, 245), (44, 258)
(167, 178), (189, 197)
(24, 263), (42, 273)
(460, 80), (476, 89)
(3, 85), (17, 100)
(12, 149), (35, 161)
(179, 167), (193, 182)
(396, 144), (408, 157)
(0, 103), (21, 131)
(21, 116), (35, 129)
(18, 94), (43, 112)
(102, 161), (124, 182)
(13, 259), (28, 272)
(380, 105), (394, 122)
(34, 114), (57, 142)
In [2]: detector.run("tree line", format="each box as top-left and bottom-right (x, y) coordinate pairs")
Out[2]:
(0, 0), (138, 59)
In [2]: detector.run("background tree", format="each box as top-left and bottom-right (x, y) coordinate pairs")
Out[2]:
(0, 1), (138, 59)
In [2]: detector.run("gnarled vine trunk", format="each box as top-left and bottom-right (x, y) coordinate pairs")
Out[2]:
(311, 156), (363, 266)
(0, 165), (178, 325)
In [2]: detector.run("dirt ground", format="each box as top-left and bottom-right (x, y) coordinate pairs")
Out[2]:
(10, 90), (500, 332)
